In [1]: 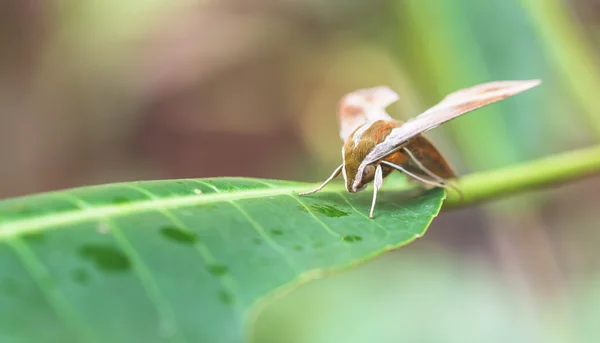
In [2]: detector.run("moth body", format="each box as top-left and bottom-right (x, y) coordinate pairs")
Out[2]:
(299, 80), (541, 218)
(342, 119), (456, 193)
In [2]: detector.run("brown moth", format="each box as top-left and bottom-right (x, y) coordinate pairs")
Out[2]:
(299, 80), (541, 218)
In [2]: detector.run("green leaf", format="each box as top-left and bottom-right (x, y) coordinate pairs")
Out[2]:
(0, 177), (445, 343)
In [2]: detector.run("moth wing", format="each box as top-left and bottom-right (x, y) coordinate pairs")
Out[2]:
(403, 135), (457, 180)
(362, 80), (541, 164)
(338, 86), (400, 140)
(434, 81), (533, 107)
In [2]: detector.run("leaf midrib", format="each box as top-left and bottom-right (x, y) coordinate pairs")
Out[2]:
(0, 177), (416, 239)
(0, 183), (294, 239)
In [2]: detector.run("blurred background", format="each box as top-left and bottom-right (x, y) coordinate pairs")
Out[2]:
(1, 0), (600, 342)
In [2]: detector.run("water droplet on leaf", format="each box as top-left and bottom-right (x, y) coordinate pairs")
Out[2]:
(207, 264), (229, 276)
(341, 235), (362, 243)
(160, 226), (198, 244)
(72, 268), (90, 284)
(195, 204), (217, 210)
(79, 244), (130, 272)
(218, 290), (235, 306)
(21, 231), (45, 243)
(299, 204), (349, 217)
(112, 197), (130, 205)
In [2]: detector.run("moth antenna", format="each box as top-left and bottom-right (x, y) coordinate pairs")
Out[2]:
(298, 164), (343, 196)
(401, 147), (464, 201)
(380, 160), (449, 190)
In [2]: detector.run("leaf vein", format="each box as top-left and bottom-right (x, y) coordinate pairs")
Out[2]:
(125, 184), (244, 316)
(58, 193), (190, 343)
(336, 193), (392, 241)
(7, 238), (97, 343)
(227, 200), (302, 274)
(285, 194), (341, 239)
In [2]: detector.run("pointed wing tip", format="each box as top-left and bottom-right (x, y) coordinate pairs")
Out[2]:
(346, 85), (400, 106)
(524, 79), (542, 87)
(372, 85), (398, 93)
(366, 85), (400, 106)
(507, 79), (542, 94)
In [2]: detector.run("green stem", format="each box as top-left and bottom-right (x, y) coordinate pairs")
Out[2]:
(444, 145), (600, 209)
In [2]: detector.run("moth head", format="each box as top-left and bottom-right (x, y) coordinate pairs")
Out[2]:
(354, 163), (379, 192)
(343, 143), (377, 193)
(342, 120), (399, 192)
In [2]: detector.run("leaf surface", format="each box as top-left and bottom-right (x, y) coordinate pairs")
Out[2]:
(0, 177), (444, 343)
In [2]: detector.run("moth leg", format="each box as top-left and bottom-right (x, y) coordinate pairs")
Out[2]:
(369, 164), (384, 219)
(380, 160), (447, 189)
(299, 164), (343, 196)
(401, 147), (464, 200)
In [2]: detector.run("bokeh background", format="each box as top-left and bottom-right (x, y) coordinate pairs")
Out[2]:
(2, 0), (600, 342)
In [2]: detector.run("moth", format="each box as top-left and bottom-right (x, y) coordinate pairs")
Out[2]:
(299, 80), (541, 218)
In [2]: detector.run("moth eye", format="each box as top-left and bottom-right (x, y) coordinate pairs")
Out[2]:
(362, 165), (375, 179)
